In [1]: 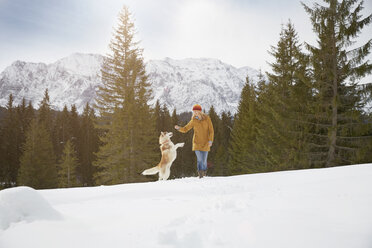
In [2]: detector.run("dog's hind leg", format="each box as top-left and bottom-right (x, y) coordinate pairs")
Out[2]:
(158, 171), (164, 181)
(162, 168), (171, 180)
(158, 167), (170, 181)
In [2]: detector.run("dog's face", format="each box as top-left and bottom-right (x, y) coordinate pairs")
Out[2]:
(159, 131), (173, 144)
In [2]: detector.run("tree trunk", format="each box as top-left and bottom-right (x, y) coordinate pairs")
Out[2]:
(327, 20), (338, 167)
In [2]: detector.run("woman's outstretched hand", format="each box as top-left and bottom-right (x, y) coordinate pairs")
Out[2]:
(175, 125), (180, 130)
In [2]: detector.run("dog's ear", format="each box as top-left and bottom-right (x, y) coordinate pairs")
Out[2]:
(160, 131), (164, 135)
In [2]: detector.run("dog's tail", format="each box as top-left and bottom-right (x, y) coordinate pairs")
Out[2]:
(142, 166), (160, 175)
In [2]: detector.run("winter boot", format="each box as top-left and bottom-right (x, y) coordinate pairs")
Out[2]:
(198, 171), (202, 178)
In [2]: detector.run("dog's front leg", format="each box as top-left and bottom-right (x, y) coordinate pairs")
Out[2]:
(175, 143), (185, 149)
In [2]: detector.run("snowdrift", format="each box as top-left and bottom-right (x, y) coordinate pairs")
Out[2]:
(0, 186), (61, 230)
(0, 164), (371, 248)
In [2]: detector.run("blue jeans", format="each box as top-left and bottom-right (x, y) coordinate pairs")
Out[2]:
(195, 150), (208, 171)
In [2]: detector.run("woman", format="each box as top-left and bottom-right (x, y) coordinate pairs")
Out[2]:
(175, 104), (214, 178)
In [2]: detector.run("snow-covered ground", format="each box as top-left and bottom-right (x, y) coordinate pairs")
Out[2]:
(0, 164), (371, 248)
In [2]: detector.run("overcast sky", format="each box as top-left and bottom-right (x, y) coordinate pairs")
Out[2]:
(0, 0), (371, 80)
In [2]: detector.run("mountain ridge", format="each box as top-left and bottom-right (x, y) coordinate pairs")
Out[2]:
(0, 53), (260, 114)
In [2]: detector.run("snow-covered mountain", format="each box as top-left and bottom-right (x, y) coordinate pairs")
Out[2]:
(0, 53), (260, 114)
(147, 57), (259, 114)
(0, 53), (104, 113)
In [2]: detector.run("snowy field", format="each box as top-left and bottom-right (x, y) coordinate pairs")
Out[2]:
(1, 163), (372, 248)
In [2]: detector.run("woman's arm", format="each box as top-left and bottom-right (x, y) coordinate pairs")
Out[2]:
(176, 119), (194, 133)
(207, 116), (214, 144)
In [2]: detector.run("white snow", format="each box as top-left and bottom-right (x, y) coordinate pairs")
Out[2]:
(146, 57), (260, 114)
(0, 53), (260, 114)
(0, 187), (61, 230)
(0, 164), (371, 248)
(0, 53), (104, 113)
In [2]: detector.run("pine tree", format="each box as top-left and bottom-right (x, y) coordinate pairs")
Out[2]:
(0, 124), (4, 189)
(171, 109), (180, 139)
(169, 108), (183, 178)
(1, 94), (21, 187)
(94, 6), (157, 184)
(207, 106), (220, 174)
(154, 102), (173, 134)
(18, 91), (58, 189)
(358, 83), (372, 163)
(228, 77), (260, 174)
(302, 0), (372, 167)
(253, 72), (278, 172)
(79, 103), (99, 186)
(0, 94), (26, 187)
(38, 89), (53, 131)
(25, 101), (35, 126)
(130, 72), (158, 182)
(17, 98), (28, 140)
(18, 119), (58, 189)
(58, 140), (80, 188)
(54, 105), (70, 159)
(175, 111), (196, 177)
(160, 104), (172, 132)
(214, 111), (233, 176)
(154, 100), (162, 134)
(257, 21), (312, 171)
(69, 105), (81, 146)
(67, 104), (82, 177)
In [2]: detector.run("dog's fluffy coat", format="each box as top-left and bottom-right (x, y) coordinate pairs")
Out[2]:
(142, 132), (184, 180)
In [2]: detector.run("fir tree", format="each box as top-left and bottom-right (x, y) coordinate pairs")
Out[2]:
(302, 0), (372, 166)
(171, 109), (179, 139)
(169, 108), (183, 178)
(0, 99), (34, 189)
(228, 77), (260, 174)
(54, 105), (70, 159)
(58, 140), (80, 188)
(207, 106), (220, 174)
(1, 94), (21, 187)
(17, 98), (28, 139)
(154, 101), (173, 134)
(175, 111), (196, 177)
(214, 111), (233, 176)
(18, 119), (58, 189)
(0, 124), (3, 189)
(69, 105), (81, 146)
(94, 6), (157, 184)
(68, 105), (82, 176)
(257, 21), (312, 171)
(79, 103), (99, 186)
(38, 89), (53, 131)
(25, 101), (35, 126)
(154, 100), (162, 134)
(160, 104), (172, 132)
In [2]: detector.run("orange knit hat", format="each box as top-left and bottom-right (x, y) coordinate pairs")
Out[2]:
(192, 104), (202, 111)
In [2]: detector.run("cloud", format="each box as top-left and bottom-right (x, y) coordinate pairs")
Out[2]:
(0, 0), (371, 85)
(141, 0), (316, 70)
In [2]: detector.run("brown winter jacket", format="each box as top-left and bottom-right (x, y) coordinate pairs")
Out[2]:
(178, 115), (214, 151)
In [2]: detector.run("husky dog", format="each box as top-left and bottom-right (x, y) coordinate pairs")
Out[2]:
(142, 132), (184, 180)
